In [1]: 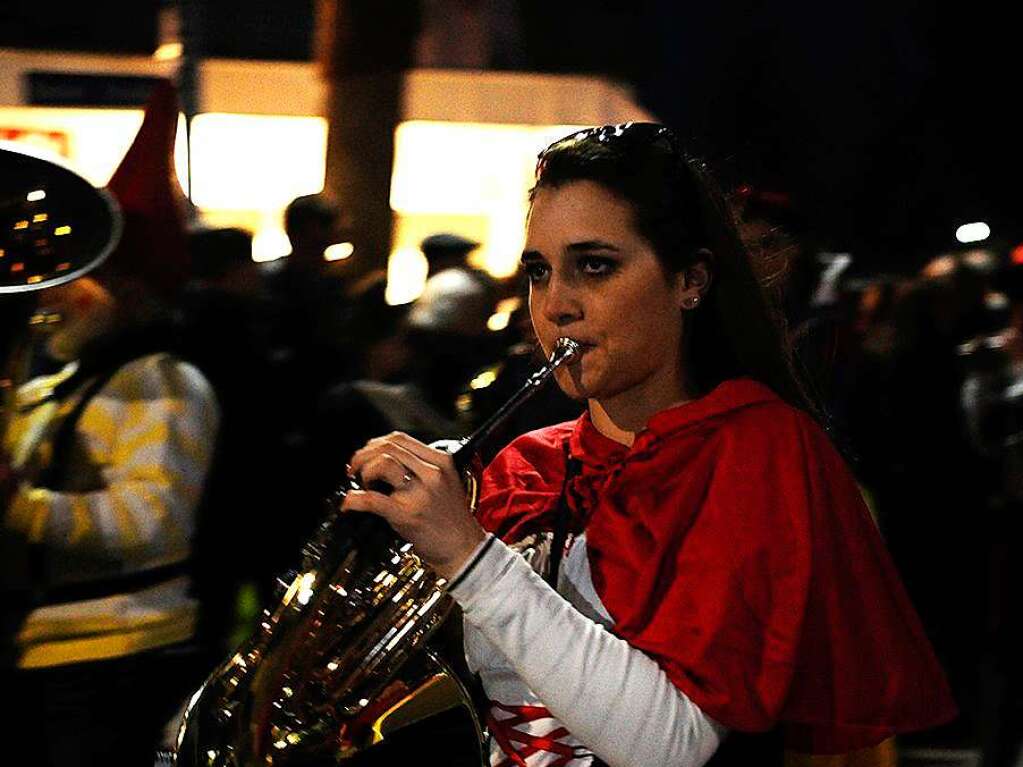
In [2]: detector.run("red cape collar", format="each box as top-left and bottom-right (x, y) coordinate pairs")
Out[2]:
(568, 377), (781, 469)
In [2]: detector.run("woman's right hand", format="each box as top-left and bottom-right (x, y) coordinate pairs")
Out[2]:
(342, 432), (487, 580)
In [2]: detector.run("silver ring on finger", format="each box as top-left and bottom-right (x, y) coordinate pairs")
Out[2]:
(401, 468), (415, 485)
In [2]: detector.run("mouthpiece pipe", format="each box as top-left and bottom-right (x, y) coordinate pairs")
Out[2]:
(452, 337), (580, 470)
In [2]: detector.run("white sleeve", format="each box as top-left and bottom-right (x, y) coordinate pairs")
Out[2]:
(7, 354), (220, 574)
(447, 534), (726, 767)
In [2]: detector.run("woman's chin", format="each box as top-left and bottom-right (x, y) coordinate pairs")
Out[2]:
(554, 367), (599, 401)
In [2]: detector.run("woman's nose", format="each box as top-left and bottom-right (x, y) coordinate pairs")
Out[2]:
(541, 277), (583, 326)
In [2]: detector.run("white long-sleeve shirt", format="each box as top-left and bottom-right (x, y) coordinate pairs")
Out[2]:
(448, 531), (725, 767)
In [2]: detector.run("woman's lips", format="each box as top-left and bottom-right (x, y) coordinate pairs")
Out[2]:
(564, 340), (595, 359)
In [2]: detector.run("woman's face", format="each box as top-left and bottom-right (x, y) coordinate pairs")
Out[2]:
(523, 180), (689, 410)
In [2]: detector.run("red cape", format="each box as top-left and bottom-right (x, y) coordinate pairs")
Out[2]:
(477, 378), (956, 754)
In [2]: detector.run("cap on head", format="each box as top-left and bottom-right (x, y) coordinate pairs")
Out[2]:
(102, 79), (190, 299)
(420, 232), (479, 257)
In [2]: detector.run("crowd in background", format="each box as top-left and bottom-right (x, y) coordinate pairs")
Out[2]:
(3, 116), (1022, 765)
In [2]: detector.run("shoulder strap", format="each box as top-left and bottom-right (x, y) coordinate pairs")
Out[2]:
(546, 441), (582, 589)
(35, 364), (122, 491)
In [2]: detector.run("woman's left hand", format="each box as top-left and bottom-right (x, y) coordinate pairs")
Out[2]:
(342, 432), (487, 580)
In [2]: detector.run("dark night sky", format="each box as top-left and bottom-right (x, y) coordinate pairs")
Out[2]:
(4, 0), (1018, 269)
(630, 1), (1019, 267)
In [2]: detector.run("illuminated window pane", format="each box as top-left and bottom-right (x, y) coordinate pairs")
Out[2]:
(389, 121), (584, 279)
(189, 113), (327, 211)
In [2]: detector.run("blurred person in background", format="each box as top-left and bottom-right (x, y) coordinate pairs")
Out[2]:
(257, 194), (357, 593)
(341, 123), (956, 766)
(282, 192), (351, 277)
(0, 82), (220, 767)
(331, 270), (412, 385)
(832, 274), (910, 493)
(957, 261), (1023, 767)
(313, 265), (502, 495)
(873, 250), (1001, 750)
(404, 265), (503, 417)
(177, 226), (278, 657)
(266, 192), (354, 388)
(415, 231), (495, 347)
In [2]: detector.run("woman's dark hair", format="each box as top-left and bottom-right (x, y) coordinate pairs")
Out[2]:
(532, 122), (819, 418)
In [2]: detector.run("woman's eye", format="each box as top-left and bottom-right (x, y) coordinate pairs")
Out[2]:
(523, 261), (550, 282)
(579, 257), (615, 276)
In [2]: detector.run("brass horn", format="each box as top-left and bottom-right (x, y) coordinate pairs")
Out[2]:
(0, 143), (121, 295)
(174, 338), (581, 767)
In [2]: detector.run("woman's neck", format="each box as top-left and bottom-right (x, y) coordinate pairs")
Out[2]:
(588, 400), (639, 446)
(587, 368), (694, 446)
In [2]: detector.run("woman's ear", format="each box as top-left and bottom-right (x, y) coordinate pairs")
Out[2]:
(679, 253), (713, 310)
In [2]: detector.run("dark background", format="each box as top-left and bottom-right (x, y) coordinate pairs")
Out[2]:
(2, 0), (1018, 270)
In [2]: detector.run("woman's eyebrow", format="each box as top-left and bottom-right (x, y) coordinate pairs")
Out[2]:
(566, 240), (621, 253)
(521, 249), (544, 262)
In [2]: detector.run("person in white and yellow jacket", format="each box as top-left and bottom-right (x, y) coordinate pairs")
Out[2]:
(2, 268), (219, 767)
(1, 78), (220, 767)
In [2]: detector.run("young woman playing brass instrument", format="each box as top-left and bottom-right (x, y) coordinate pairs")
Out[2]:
(342, 123), (956, 766)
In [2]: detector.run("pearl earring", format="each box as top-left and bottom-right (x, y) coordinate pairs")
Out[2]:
(683, 296), (700, 310)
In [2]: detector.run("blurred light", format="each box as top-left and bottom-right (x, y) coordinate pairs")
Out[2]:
(153, 42), (183, 61)
(189, 113), (327, 210)
(496, 296), (521, 314)
(487, 311), (511, 332)
(11, 263), (24, 273)
(252, 226), (291, 263)
(963, 249), (997, 272)
(923, 255), (956, 279)
(486, 296), (521, 332)
(985, 291), (1009, 313)
(33, 213), (48, 223)
(14, 220), (28, 230)
(54, 226), (71, 236)
(324, 242), (354, 262)
(470, 370), (498, 390)
(956, 222), (990, 244)
(26, 189), (46, 202)
(1011, 244), (1023, 265)
(27, 275), (42, 284)
(385, 248), (429, 305)
(296, 572), (316, 606)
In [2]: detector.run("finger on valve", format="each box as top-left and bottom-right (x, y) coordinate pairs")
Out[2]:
(359, 453), (416, 492)
(350, 438), (434, 486)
